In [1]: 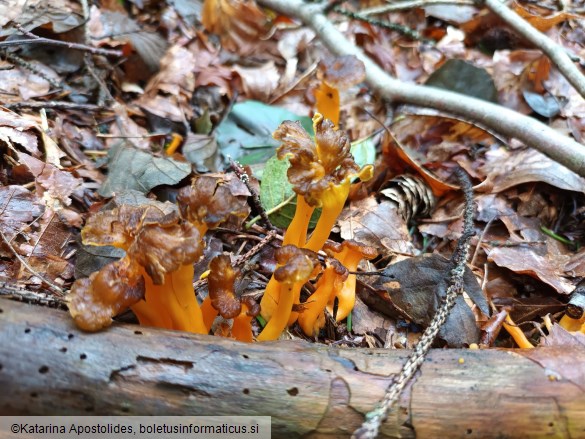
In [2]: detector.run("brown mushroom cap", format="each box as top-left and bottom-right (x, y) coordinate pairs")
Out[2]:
(128, 222), (203, 285)
(274, 245), (321, 283)
(177, 174), (250, 229)
(323, 239), (378, 262)
(275, 114), (361, 207)
(69, 257), (145, 332)
(208, 254), (241, 319)
(82, 205), (178, 249)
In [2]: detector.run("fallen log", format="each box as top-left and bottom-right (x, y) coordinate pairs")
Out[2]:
(1, 298), (584, 438)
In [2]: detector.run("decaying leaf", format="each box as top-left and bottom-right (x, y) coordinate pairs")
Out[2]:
(98, 144), (191, 198)
(338, 197), (414, 256)
(0, 185), (44, 242)
(478, 147), (585, 194)
(362, 254), (490, 347)
(487, 240), (576, 295)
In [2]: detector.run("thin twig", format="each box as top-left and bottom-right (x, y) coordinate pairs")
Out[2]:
(229, 157), (276, 231)
(361, 0), (475, 15)
(4, 101), (106, 111)
(334, 7), (431, 42)
(480, 0), (585, 100)
(3, 23), (123, 57)
(2, 51), (64, 90)
(0, 230), (65, 297)
(194, 229), (279, 292)
(352, 168), (475, 439)
(0, 281), (67, 309)
(256, 0), (585, 177)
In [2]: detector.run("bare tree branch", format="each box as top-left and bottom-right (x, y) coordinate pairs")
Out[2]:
(257, 0), (585, 178)
(481, 0), (585, 99)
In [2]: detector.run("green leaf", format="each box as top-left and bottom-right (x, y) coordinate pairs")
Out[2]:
(98, 144), (191, 197)
(350, 136), (376, 169)
(216, 100), (312, 167)
(425, 59), (498, 103)
(260, 155), (319, 229)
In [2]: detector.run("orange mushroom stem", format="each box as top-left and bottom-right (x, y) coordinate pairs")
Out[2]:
(298, 259), (347, 337)
(324, 240), (377, 321)
(232, 297), (261, 343)
(257, 245), (320, 341)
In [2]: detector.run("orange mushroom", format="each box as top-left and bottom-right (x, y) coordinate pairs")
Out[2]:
(207, 254), (260, 342)
(298, 259), (347, 337)
(324, 240), (377, 322)
(69, 256), (145, 331)
(257, 245), (321, 341)
(260, 113), (373, 322)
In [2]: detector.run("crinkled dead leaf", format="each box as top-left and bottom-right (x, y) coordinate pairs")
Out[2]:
(338, 197), (414, 256)
(98, 143), (191, 198)
(0, 62), (60, 103)
(0, 109), (39, 156)
(0, 185), (44, 242)
(477, 147), (585, 194)
(88, 7), (167, 71)
(16, 151), (83, 206)
(232, 62), (280, 102)
(201, 0), (268, 53)
(0, 0), (83, 37)
(136, 45), (196, 123)
(487, 238), (576, 295)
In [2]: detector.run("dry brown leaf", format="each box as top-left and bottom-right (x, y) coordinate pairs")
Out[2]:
(477, 147), (585, 194)
(16, 152), (83, 207)
(232, 62), (280, 101)
(201, 0), (268, 53)
(513, 1), (578, 32)
(487, 239), (575, 295)
(338, 197), (414, 256)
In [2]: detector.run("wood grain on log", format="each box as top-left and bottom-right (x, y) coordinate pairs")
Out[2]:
(1, 299), (584, 438)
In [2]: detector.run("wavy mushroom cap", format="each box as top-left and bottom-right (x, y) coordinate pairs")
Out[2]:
(177, 174), (250, 229)
(69, 257), (145, 332)
(275, 113), (371, 207)
(208, 254), (241, 319)
(128, 222), (203, 285)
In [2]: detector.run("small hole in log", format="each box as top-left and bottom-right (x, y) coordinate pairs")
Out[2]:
(548, 422), (554, 427)
(242, 354), (249, 359)
(80, 354), (87, 360)
(30, 392), (38, 398)
(68, 334), (74, 340)
(353, 366), (359, 371)
(59, 347), (67, 353)
(0, 364), (3, 371)
(85, 407), (94, 412)
(0, 308), (3, 313)
(134, 330), (143, 335)
(242, 388), (250, 395)
(121, 407), (130, 413)
(38, 365), (49, 374)
(466, 429), (473, 435)
(287, 387), (299, 396)
(24, 328), (31, 334)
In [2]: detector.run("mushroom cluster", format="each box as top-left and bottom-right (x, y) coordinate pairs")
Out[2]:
(69, 174), (251, 338)
(70, 115), (375, 342)
(258, 113), (375, 340)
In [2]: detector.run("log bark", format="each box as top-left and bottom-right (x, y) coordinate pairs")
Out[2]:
(1, 298), (584, 438)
